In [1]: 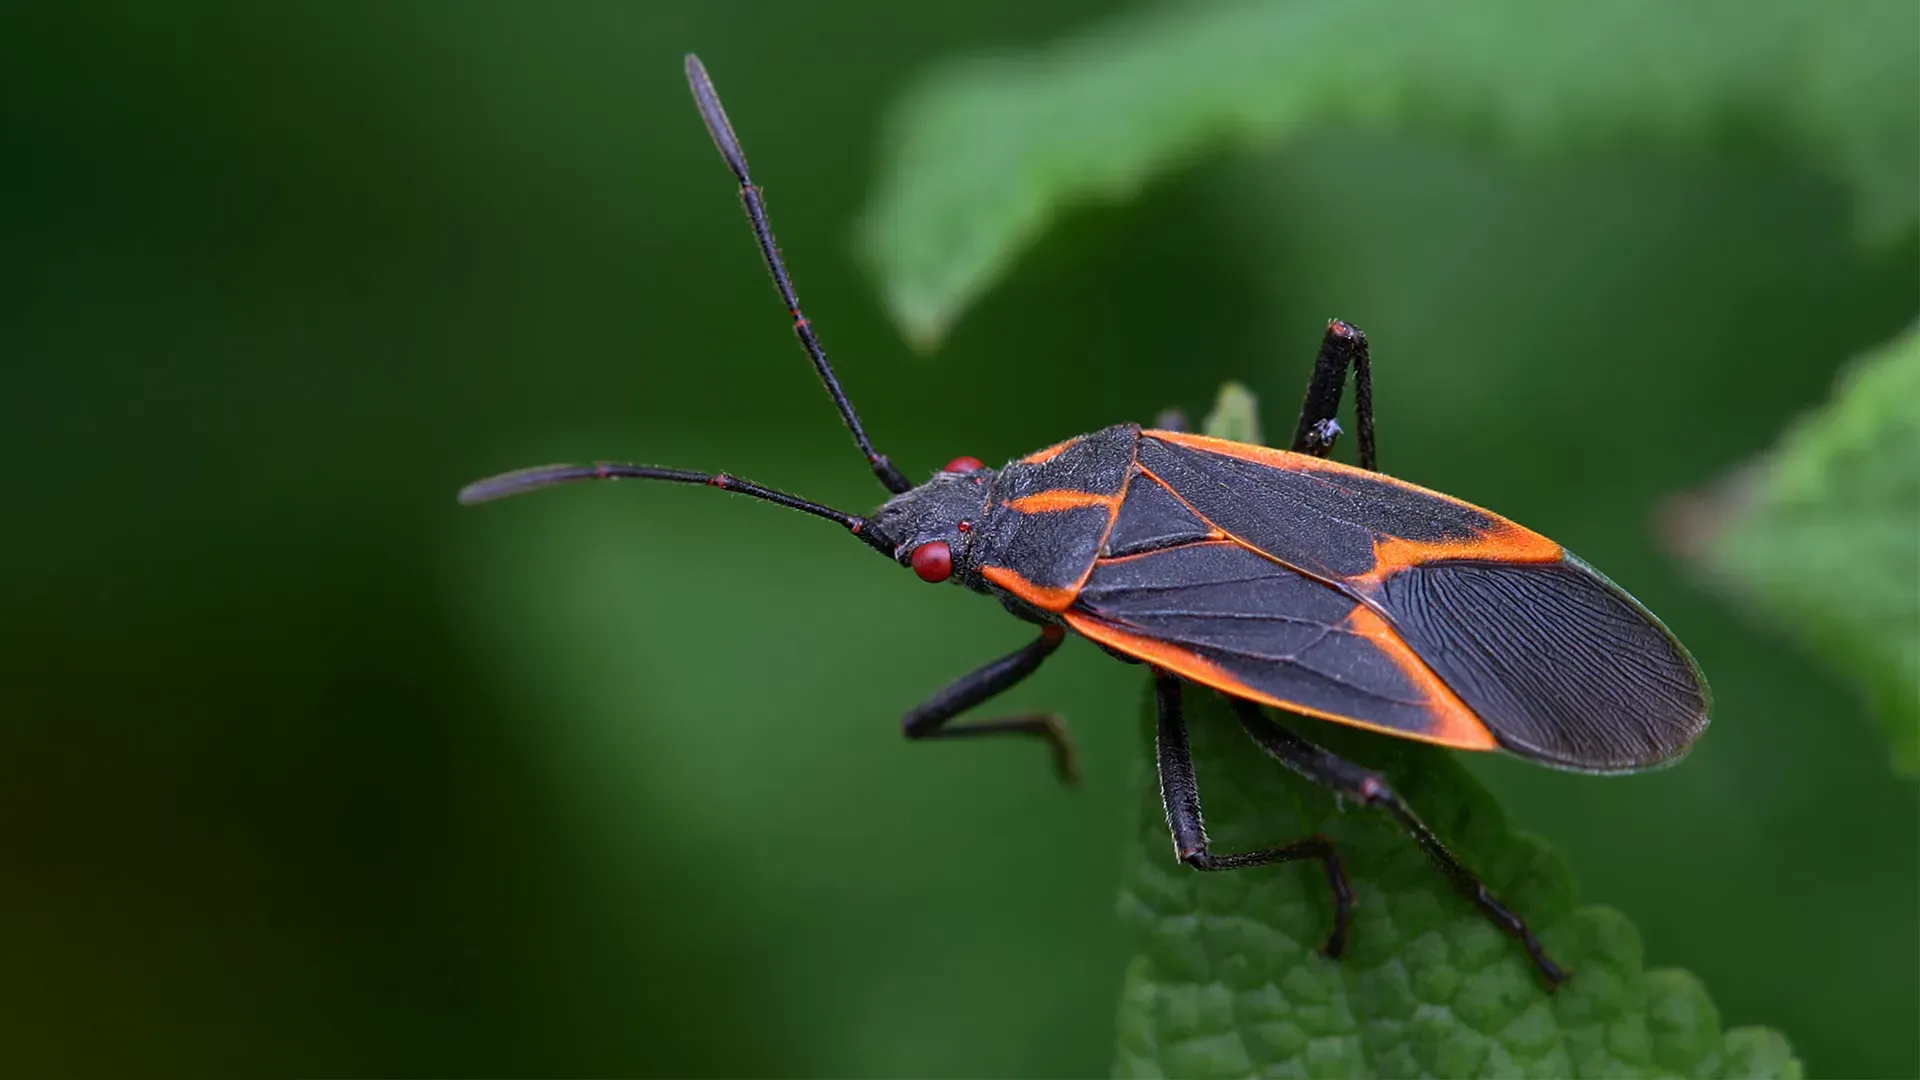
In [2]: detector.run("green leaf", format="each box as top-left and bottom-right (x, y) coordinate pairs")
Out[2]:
(1683, 326), (1920, 775)
(860, 0), (1918, 346)
(1113, 689), (1800, 1080)
(1110, 390), (1799, 1079)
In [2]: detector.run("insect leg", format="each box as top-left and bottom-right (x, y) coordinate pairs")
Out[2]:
(1154, 673), (1355, 957)
(1225, 697), (1567, 987)
(1288, 319), (1378, 471)
(903, 625), (1078, 784)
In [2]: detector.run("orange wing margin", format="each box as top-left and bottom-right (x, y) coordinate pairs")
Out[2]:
(1064, 610), (1497, 751)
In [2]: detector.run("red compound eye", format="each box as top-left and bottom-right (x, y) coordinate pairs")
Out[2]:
(910, 541), (953, 583)
(942, 455), (985, 474)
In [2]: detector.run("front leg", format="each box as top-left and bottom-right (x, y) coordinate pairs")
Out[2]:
(903, 625), (1078, 784)
(1288, 319), (1378, 471)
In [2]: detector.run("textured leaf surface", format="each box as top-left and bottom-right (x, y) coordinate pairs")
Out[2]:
(861, 0), (1918, 345)
(1110, 393), (1799, 1078)
(1113, 691), (1800, 1079)
(1691, 326), (1920, 775)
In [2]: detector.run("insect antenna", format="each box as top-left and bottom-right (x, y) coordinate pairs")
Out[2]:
(459, 462), (891, 552)
(684, 53), (913, 496)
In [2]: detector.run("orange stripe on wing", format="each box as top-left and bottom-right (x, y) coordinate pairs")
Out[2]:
(1005, 490), (1120, 514)
(1352, 524), (1562, 591)
(1093, 533), (1232, 566)
(982, 565), (1082, 613)
(1145, 429), (1338, 470)
(1341, 607), (1497, 749)
(1145, 429), (1489, 509)
(1144, 429), (1563, 587)
(1063, 609), (1498, 752)
(1018, 437), (1080, 466)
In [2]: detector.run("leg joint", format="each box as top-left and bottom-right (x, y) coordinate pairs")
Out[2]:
(1179, 847), (1218, 872)
(1356, 772), (1393, 805)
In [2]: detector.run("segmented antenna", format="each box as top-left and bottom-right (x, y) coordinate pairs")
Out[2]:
(458, 462), (888, 551)
(684, 53), (913, 495)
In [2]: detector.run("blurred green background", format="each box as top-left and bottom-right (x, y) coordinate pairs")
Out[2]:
(3, 2), (1914, 1077)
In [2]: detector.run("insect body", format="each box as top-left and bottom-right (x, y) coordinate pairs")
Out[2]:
(898, 421), (1706, 772)
(462, 55), (1712, 988)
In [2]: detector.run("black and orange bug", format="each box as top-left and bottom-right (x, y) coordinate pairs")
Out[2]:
(461, 55), (1712, 988)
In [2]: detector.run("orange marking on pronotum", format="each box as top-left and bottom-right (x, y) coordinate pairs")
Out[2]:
(1005, 490), (1119, 514)
(1062, 611), (1498, 752)
(986, 483), (1134, 611)
(981, 565), (1081, 613)
(1352, 525), (1562, 591)
(1018, 437), (1079, 466)
(1342, 607), (1497, 749)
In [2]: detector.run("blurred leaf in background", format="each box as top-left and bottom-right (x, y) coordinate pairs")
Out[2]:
(3, 0), (1915, 1077)
(861, 0), (1918, 347)
(1669, 325), (1920, 776)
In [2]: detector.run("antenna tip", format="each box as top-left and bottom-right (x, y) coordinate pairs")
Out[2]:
(456, 479), (503, 505)
(457, 463), (597, 505)
(683, 51), (748, 178)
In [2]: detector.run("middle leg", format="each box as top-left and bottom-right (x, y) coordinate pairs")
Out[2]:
(1153, 673), (1356, 956)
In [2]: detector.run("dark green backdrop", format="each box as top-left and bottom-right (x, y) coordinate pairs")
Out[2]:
(3, 2), (1913, 1076)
